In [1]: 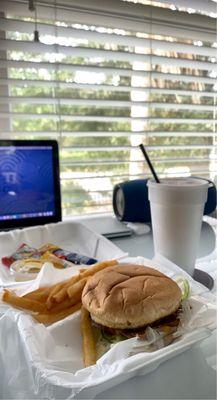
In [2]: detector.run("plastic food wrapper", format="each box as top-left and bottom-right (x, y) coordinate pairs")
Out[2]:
(2, 243), (40, 267)
(0, 254), (216, 399)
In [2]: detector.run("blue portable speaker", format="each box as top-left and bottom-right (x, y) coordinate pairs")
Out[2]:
(113, 178), (216, 223)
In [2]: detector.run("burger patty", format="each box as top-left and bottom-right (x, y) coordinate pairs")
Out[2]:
(92, 306), (182, 339)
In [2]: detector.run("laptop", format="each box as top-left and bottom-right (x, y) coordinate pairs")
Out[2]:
(0, 139), (61, 230)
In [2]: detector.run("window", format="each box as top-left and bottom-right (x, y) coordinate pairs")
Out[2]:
(0, 0), (216, 217)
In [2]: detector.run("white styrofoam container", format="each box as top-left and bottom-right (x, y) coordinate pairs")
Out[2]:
(0, 221), (216, 399)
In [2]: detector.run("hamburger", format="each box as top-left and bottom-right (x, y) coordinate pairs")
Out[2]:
(82, 263), (183, 355)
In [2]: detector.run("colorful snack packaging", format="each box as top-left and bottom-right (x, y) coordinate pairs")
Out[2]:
(51, 248), (97, 265)
(38, 243), (98, 265)
(2, 244), (41, 268)
(2, 243), (97, 268)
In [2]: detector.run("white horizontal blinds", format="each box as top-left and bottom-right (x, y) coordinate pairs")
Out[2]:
(0, 0), (216, 216)
(149, 0), (217, 16)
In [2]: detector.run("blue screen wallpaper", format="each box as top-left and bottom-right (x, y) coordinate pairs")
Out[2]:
(0, 146), (55, 220)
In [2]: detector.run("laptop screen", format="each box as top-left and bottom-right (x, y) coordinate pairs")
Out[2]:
(0, 140), (61, 230)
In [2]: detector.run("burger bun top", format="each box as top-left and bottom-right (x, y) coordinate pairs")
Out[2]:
(82, 263), (182, 329)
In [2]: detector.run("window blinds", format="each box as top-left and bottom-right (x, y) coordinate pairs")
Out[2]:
(0, 0), (216, 216)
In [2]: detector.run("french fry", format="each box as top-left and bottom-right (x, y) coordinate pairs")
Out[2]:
(80, 259), (118, 279)
(23, 287), (51, 302)
(46, 281), (67, 309)
(67, 277), (87, 299)
(52, 275), (80, 304)
(45, 296), (79, 314)
(34, 302), (82, 324)
(2, 290), (47, 313)
(81, 306), (96, 367)
(50, 260), (117, 305)
(41, 252), (67, 269)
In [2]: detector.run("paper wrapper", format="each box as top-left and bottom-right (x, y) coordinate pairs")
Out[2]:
(0, 255), (216, 399)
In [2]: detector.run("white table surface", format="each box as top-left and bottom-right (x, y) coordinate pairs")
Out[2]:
(94, 217), (217, 400)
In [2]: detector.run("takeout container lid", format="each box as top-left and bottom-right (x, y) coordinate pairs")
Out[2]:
(0, 221), (126, 287)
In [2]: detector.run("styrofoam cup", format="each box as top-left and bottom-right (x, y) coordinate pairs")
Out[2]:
(148, 177), (208, 275)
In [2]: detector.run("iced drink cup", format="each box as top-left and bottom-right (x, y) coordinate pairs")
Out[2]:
(148, 178), (208, 275)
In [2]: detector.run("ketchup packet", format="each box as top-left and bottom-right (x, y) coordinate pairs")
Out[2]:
(2, 243), (41, 268)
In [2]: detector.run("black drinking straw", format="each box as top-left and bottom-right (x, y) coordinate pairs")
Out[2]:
(139, 143), (160, 183)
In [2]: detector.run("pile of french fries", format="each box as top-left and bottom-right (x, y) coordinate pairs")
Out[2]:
(2, 259), (118, 326)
